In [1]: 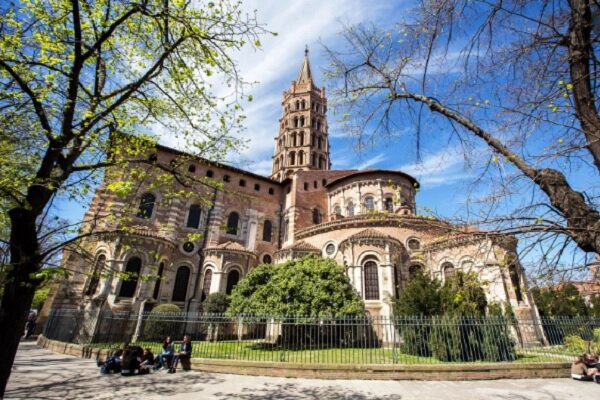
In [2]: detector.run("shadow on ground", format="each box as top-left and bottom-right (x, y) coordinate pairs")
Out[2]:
(213, 383), (402, 400)
(6, 344), (224, 400)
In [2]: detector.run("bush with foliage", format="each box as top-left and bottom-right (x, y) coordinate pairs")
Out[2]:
(228, 256), (364, 347)
(394, 271), (515, 362)
(531, 284), (592, 345)
(31, 284), (51, 311)
(590, 295), (600, 317)
(393, 272), (441, 356)
(202, 293), (230, 314)
(228, 255), (364, 317)
(531, 284), (589, 318)
(564, 328), (600, 355)
(143, 304), (181, 341)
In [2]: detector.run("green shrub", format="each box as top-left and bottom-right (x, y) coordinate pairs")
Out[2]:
(203, 293), (230, 314)
(395, 273), (515, 362)
(565, 334), (588, 354)
(143, 303), (181, 341)
(565, 328), (600, 354)
(228, 255), (364, 317)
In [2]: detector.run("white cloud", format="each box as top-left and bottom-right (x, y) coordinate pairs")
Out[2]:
(398, 147), (471, 187)
(356, 153), (388, 170)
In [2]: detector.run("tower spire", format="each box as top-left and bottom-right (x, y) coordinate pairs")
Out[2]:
(271, 48), (329, 182)
(296, 45), (313, 84)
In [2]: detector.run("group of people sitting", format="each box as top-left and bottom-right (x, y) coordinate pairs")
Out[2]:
(98, 334), (193, 376)
(571, 353), (600, 383)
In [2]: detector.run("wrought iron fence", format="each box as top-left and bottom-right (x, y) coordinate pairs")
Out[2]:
(43, 309), (600, 365)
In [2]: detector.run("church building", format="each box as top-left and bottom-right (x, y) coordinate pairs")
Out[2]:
(46, 50), (539, 330)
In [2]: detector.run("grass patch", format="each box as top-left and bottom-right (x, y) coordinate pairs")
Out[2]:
(93, 340), (570, 365)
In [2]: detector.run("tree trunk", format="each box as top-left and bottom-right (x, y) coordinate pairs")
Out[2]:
(0, 208), (42, 397)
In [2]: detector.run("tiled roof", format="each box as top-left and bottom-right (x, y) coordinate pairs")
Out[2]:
(347, 228), (390, 241)
(286, 241), (319, 252)
(216, 241), (247, 251)
(297, 47), (313, 84)
(204, 241), (254, 255)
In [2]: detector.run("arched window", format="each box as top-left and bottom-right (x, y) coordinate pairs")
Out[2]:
(227, 212), (239, 235)
(316, 120), (321, 131)
(186, 204), (202, 229)
(298, 151), (304, 165)
(333, 205), (341, 215)
(364, 261), (379, 300)
(300, 116), (305, 127)
(152, 262), (165, 299)
(274, 159), (279, 171)
(347, 201), (355, 216)
(292, 132), (297, 147)
(442, 262), (455, 280)
(263, 254), (272, 264)
(226, 269), (240, 295)
(409, 264), (423, 279)
(137, 193), (155, 219)
(384, 197), (394, 212)
(301, 100), (306, 109)
(311, 133), (316, 147)
(299, 133), (304, 146)
(312, 208), (322, 224)
(263, 220), (272, 242)
(172, 266), (190, 302)
(312, 153), (317, 166)
(294, 117), (298, 128)
(295, 100), (300, 110)
(319, 157), (325, 169)
(289, 151), (296, 166)
(118, 257), (141, 298)
(364, 196), (375, 213)
(85, 254), (106, 296)
(201, 269), (212, 301)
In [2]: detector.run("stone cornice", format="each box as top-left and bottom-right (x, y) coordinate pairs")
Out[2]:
(99, 225), (177, 248)
(203, 241), (257, 258)
(295, 214), (454, 240)
(425, 232), (517, 253)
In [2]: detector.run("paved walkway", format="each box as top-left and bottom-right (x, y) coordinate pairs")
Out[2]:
(4, 341), (599, 399)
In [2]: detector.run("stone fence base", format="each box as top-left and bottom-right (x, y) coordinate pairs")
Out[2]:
(37, 336), (570, 381)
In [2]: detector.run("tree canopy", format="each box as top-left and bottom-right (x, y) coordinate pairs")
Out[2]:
(228, 255), (365, 317)
(394, 270), (489, 317)
(324, 0), (600, 278)
(531, 283), (590, 317)
(0, 0), (267, 394)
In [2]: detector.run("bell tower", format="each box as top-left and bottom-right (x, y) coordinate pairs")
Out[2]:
(271, 47), (330, 181)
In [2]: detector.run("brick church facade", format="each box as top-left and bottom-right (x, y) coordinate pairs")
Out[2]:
(45, 50), (540, 328)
